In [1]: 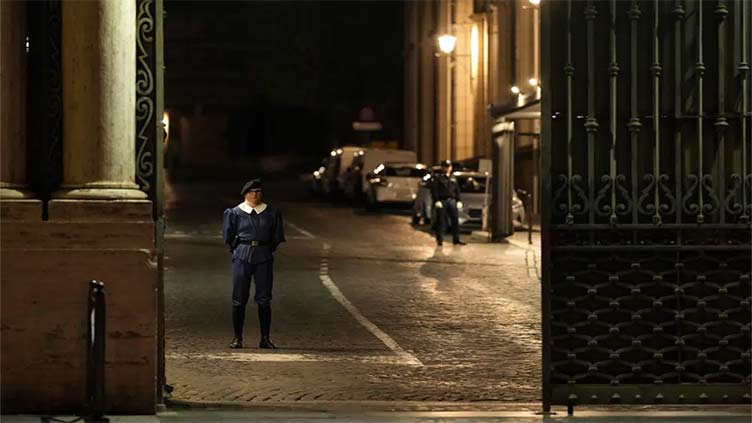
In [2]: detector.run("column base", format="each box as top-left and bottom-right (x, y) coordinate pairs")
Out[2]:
(0, 186), (36, 200)
(53, 182), (148, 200)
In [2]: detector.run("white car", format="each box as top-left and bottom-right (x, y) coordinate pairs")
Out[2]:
(365, 163), (428, 208)
(453, 171), (492, 229)
(343, 148), (417, 201)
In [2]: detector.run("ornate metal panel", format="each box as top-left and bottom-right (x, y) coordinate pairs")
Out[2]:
(541, 0), (751, 410)
(135, 0), (165, 405)
(136, 0), (164, 214)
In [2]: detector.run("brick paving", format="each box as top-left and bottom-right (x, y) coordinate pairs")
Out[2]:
(164, 179), (542, 406)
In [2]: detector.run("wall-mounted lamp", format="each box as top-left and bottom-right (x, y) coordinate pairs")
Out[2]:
(437, 34), (457, 55)
(511, 86), (521, 95)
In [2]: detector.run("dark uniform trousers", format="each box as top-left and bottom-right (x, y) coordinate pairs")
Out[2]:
(231, 256), (273, 340)
(435, 198), (460, 243)
(232, 257), (273, 307)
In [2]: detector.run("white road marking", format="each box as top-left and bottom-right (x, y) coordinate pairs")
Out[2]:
(167, 352), (417, 365)
(286, 221), (315, 239)
(318, 243), (423, 367)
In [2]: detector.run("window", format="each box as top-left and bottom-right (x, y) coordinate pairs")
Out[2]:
(383, 166), (428, 177)
(457, 176), (487, 193)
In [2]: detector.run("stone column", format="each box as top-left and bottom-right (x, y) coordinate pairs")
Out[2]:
(0, 0), (33, 199)
(436, 0), (452, 162)
(418, 1), (436, 164)
(54, 0), (146, 200)
(403, 1), (419, 155)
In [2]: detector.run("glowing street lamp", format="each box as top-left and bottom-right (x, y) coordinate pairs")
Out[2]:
(529, 78), (538, 87)
(511, 86), (521, 95)
(437, 34), (457, 55)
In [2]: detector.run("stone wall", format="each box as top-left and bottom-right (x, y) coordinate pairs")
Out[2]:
(0, 200), (158, 414)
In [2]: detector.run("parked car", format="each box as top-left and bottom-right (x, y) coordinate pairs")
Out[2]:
(454, 171), (490, 230)
(343, 148), (417, 202)
(412, 170), (526, 230)
(321, 146), (360, 197)
(365, 162), (428, 208)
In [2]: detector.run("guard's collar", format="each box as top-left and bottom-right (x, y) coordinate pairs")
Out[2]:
(238, 202), (267, 214)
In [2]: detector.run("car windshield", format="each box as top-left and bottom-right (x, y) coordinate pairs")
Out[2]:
(457, 175), (487, 193)
(382, 166), (427, 177)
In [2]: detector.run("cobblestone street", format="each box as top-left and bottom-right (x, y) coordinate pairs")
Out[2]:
(164, 177), (542, 406)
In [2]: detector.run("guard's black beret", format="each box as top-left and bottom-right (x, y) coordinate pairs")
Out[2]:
(240, 179), (263, 195)
(440, 160), (452, 168)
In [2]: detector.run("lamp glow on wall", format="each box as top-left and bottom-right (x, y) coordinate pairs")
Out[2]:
(470, 24), (479, 80)
(437, 34), (457, 54)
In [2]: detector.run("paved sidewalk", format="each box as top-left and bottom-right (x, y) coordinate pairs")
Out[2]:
(4, 405), (751, 423)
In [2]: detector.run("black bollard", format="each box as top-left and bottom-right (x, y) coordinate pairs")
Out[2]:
(85, 280), (109, 423)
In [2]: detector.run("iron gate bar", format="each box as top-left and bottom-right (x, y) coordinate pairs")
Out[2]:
(608, 0), (618, 226)
(629, 1), (641, 228)
(740, 0), (750, 223)
(696, 2), (706, 224)
(673, 0), (683, 226)
(716, 1), (728, 225)
(565, 0), (574, 225)
(651, 0), (661, 226)
(540, 0), (553, 412)
(585, 1), (597, 228)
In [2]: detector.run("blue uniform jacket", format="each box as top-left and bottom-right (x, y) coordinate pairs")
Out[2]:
(222, 204), (286, 264)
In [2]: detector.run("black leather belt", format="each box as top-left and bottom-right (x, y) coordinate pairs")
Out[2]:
(238, 240), (269, 246)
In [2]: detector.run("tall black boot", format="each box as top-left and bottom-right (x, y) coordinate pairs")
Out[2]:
(258, 304), (277, 349)
(229, 305), (245, 349)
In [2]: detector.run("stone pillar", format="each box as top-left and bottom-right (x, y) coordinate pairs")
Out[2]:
(54, 0), (146, 200)
(436, 0), (452, 162)
(403, 0), (419, 154)
(0, 0), (33, 200)
(418, 1), (436, 164)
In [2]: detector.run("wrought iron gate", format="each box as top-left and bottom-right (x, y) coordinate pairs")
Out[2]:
(540, 0), (751, 410)
(135, 0), (165, 406)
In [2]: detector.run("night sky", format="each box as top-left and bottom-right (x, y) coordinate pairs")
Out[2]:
(164, 0), (404, 156)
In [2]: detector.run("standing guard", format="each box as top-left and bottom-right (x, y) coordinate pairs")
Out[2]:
(222, 179), (285, 349)
(431, 160), (465, 246)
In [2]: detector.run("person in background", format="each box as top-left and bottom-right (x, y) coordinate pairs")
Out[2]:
(431, 160), (465, 246)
